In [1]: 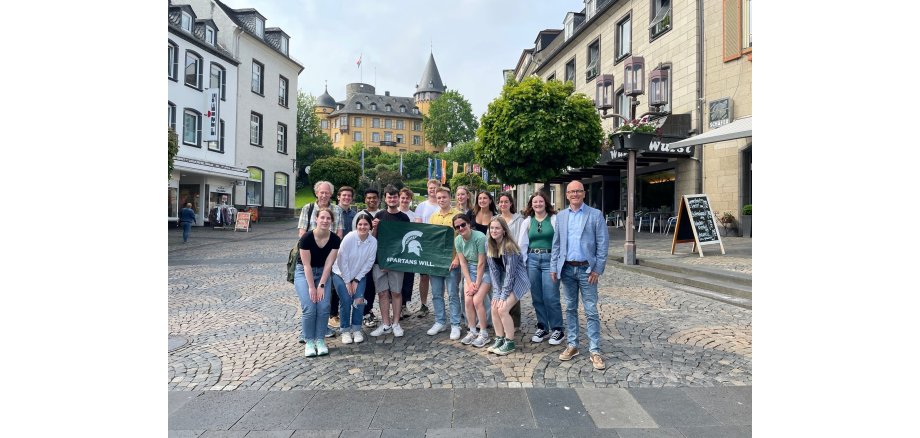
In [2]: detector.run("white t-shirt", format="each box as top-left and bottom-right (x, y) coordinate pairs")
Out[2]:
(414, 200), (439, 223)
(400, 208), (420, 223)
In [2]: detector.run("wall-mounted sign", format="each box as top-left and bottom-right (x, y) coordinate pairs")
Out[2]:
(708, 98), (732, 129)
(204, 88), (220, 141)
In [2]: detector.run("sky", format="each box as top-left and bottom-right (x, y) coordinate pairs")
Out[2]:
(220, 0), (581, 118)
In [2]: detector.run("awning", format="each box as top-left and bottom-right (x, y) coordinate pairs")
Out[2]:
(667, 117), (751, 148)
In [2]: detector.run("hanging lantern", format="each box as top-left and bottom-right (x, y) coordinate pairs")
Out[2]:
(624, 56), (645, 97)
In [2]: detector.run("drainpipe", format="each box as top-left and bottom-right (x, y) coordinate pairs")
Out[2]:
(695, 0), (705, 193)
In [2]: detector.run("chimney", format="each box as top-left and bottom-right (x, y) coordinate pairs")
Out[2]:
(385, 91), (390, 96)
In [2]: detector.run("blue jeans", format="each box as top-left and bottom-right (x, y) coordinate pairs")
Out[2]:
(560, 264), (601, 354)
(181, 221), (192, 242)
(294, 264), (332, 340)
(332, 273), (366, 331)
(432, 267), (464, 326)
(528, 252), (563, 331)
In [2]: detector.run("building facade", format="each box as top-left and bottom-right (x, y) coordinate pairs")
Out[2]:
(178, 0), (304, 221)
(508, 0), (752, 231)
(168, 3), (245, 226)
(316, 53), (447, 154)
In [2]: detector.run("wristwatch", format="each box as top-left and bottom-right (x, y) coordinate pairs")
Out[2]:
(319, 283), (325, 288)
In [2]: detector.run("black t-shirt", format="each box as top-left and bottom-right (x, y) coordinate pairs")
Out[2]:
(471, 209), (490, 235)
(297, 231), (342, 267)
(374, 209), (410, 264)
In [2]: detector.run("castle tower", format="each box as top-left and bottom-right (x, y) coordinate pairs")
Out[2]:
(414, 53), (447, 117)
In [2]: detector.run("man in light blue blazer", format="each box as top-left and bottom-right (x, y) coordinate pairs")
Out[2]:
(550, 180), (610, 371)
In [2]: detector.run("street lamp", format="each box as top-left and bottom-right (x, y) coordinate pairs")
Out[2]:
(595, 57), (646, 265)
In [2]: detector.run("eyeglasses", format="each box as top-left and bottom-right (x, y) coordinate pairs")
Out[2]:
(454, 223), (468, 230)
(566, 189), (585, 194)
(537, 220), (543, 233)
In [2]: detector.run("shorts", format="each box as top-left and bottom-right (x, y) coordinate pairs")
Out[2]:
(373, 264), (404, 294)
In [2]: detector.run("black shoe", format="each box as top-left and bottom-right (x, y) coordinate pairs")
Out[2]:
(531, 328), (549, 343)
(548, 329), (565, 345)
(416, 304), (430, 318)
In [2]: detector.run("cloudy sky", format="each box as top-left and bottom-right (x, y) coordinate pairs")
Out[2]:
(220, 0), (581, 118)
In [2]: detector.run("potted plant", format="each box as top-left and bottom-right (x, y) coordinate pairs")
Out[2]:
(741, 204), (752, 238)
(718, 211), (736, 236)
(609, 116), (661, 151)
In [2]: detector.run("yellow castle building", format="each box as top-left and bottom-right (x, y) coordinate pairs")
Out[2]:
(315, 53), (447, 153)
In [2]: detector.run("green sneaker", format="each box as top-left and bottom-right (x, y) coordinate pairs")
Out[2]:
(495, 339), (516, 356)
(487, 337), (505, 353)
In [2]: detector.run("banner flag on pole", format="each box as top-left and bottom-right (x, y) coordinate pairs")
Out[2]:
(441, 160), (447, 183)
(473, 164), (480, 174)
(452, 161), (458, 177)
(483, 168), (489, 183)
(399, 152), (404, 176)
(356, 53), (362, 68)
(376, 221), (454, 276)
(435, 159), (441, 180)
(427, 158), (432, 180)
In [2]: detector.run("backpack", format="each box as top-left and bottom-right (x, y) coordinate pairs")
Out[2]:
(286, 204), (314, 283)
(286, 243), (298, 283)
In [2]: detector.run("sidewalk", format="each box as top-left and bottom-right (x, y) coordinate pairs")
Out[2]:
(169, 387), (751, 437)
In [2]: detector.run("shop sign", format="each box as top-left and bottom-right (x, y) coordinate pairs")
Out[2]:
(213, 185), (230, 193)
(203, 88), (220, 141)
(708, 98), (732, 129)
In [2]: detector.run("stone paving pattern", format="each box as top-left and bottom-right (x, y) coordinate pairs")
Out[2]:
(169, 222), (751, 391)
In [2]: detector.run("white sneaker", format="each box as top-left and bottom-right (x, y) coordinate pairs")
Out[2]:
(427, 322), (446, 335)
(353, 330), (364, 343)
(460, 329), (478, 345)
(341, 332), (353, 344)
(392, 323), (404, 337)
(370, 325), (392, 337)
(449, 325), (462, 340)
(472, 332), (491, 348)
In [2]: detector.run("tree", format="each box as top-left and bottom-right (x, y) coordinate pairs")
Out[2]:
(476, 77), (603, 184)
(309, 157), (360, 194)
(400, 150), (434, 180)
(438, 139), (476, 164)
(449, 171), (486, 192)
(423, 90), (479, 148)
(297, 92), (335, 187)
(168, 128), (179, 179)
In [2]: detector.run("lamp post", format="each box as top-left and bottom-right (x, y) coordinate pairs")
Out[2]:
(596, 56), (645, 265)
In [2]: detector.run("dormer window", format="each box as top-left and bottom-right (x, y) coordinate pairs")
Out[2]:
(399, 105), (406, 113)
(412, 108), (419, 115)
(356, 102), (362, 110)
(370, 103), (377, 110)
(181, 12), (192, 32)
(564, 13), (575, 40)
(585, 0), (596, 20)
(385, 104), (392, 112)
(205, 27), (215, 46)
(254, 18), (264, 37)
(280, 36), (288, 55)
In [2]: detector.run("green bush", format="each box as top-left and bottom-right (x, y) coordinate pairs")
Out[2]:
(742, 204), (752, 215)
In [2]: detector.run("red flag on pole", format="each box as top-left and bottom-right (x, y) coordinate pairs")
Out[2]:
(356, 53), (362, 68)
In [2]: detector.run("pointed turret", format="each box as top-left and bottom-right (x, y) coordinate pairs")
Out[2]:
(414, 53), (446, 102)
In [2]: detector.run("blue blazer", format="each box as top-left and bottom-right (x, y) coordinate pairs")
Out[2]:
(550, 204), (610, 276)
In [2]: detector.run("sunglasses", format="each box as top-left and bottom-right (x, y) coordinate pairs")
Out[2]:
(537, 221), (543, 233)
(453, 223), (468, 230)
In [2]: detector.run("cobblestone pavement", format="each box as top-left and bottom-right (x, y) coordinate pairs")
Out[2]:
(168, 221), (752, 391)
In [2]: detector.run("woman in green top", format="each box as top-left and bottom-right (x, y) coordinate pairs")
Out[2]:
(452, 213), (493, 348)
(521, 191), (564, 345)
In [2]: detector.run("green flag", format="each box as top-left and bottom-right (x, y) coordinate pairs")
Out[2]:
(376, 221), (454, 276)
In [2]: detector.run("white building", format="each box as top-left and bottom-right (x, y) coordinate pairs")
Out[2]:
(178, 0), (304, 221)
(168, 3), (245, 225)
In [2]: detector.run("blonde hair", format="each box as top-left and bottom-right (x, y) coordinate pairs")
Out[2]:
(486, 216), (521, 257)
(455, 185), (474, 211)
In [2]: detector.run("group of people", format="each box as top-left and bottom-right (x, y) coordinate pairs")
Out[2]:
(292, 178), (610, 370)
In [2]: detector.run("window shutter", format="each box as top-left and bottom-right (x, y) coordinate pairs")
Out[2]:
(723, 0), (742, 62)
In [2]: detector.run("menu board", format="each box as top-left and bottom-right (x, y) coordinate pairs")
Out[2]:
(235, 212), (251, 232)
(671, 194), (724, 257)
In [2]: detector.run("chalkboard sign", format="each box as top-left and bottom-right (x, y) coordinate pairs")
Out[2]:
(671, 194), (724, 257)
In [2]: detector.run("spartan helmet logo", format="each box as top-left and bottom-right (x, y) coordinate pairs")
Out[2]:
(400, 230), (424, 256)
